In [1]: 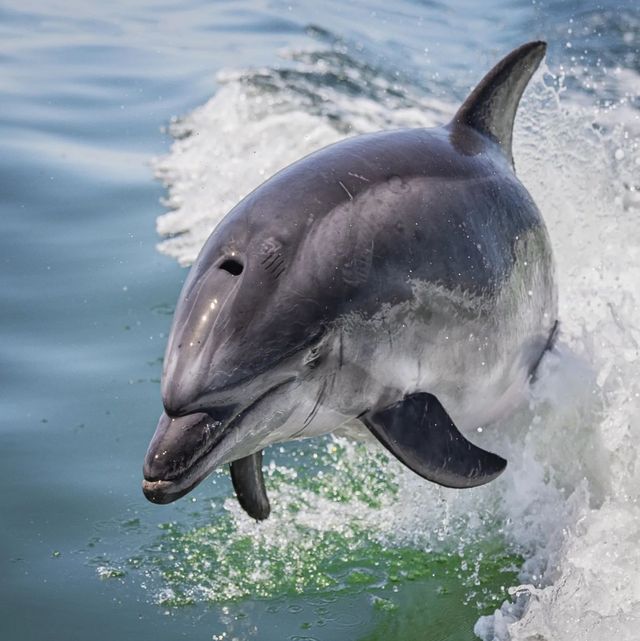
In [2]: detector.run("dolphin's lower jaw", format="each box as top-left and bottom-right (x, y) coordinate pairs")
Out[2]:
(142, 413), (232, 504)
(142, 477), (201, 504)
(142, 379), (295, 504)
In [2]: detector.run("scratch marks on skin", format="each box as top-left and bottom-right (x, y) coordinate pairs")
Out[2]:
(303, 379), (328, 429)
(342, 239), (374, 287)
(260, 237), (286, 279)
(262, 252), (285, 279)
(347, 171), (370, 183)
(288, 378), (329, 440)
(338, 180), (354, 201)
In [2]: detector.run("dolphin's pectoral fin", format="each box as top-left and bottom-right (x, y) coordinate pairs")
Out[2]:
(361, 393), (506, 488)
(229, 450), (271, 520)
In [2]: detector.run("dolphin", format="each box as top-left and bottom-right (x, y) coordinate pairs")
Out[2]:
(143, 41), (557, 520)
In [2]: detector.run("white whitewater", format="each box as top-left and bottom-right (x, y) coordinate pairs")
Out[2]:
(153, 47), (640, 640)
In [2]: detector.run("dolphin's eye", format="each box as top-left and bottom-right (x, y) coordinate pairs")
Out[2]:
(219, 258), (243, 276)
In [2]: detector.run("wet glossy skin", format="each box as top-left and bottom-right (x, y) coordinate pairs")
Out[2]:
(142, 122), (556, 504)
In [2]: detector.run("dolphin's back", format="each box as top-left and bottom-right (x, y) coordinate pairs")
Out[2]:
(263, 125), (551, 314)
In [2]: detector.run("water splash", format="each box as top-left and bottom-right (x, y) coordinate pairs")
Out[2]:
(152, 46), (450, 266)
(125, 439), (519, 614)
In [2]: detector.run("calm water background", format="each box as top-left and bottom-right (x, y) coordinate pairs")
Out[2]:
(1, 1), (638, 640)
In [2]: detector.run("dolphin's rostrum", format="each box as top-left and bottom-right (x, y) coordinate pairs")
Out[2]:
(143, 42), (557, 520)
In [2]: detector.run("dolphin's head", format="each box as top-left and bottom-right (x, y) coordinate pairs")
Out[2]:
(142, 182), (344, 504)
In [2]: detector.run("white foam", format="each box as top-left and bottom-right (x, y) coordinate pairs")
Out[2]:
(153, 53), (449, 266)
(154, 47), (640, 639)
(476, 68), (640, 640)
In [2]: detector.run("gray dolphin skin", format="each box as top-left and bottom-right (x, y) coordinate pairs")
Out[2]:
(143, 41), (557, 520)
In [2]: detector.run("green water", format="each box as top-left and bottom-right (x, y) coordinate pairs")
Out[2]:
(89, 440), (520, 639)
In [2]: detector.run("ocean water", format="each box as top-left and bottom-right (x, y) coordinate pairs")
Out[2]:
(1, 1), (638, 640)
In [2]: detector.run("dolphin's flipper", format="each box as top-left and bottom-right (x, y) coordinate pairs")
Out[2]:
(229, 451), (271, 520)
(451, 40), (546, 164)
(361, 393), (506, 488)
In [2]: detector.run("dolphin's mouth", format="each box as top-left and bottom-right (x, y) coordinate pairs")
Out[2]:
(141, 418), (225, 505)
(142, 477), (194, 504)
(142, 379), (294, 504)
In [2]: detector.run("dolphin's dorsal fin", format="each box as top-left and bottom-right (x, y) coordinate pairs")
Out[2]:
(361, 393), (506, 488)
(451, 41), (546, 165)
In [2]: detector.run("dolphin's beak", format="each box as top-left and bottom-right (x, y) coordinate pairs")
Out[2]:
(143, 378), (296, 504)
(142, 409), (234, 504)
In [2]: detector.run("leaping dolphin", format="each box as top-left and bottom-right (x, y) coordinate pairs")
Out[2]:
(143, 42), (557, 520)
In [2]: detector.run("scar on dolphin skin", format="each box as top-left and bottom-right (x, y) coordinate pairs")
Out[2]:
(143, 42), (557, 520)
